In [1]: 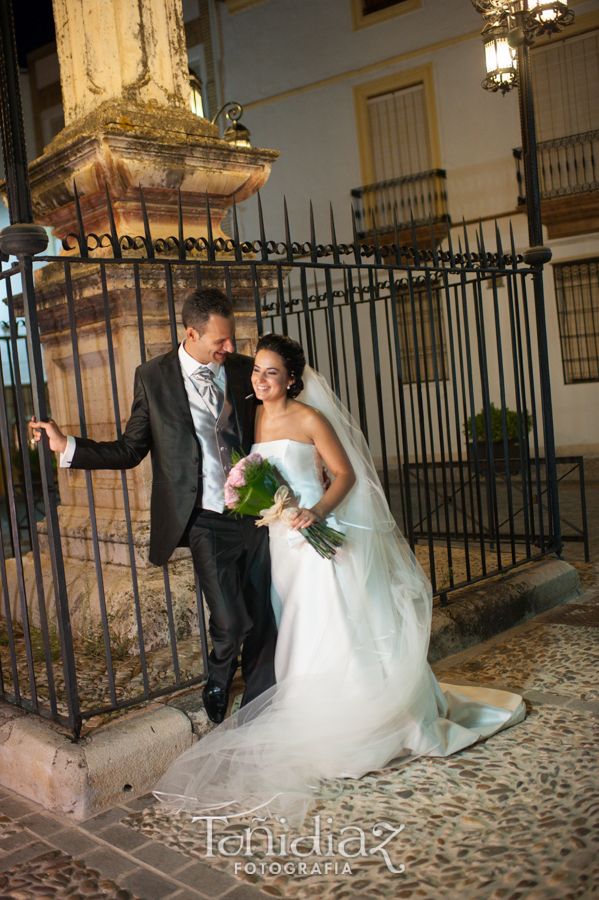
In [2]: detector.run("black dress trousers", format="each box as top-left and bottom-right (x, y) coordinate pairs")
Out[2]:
(187, 508), (277, 705)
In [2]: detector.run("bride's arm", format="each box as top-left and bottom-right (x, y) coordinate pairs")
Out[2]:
(290, 409), (356, 530)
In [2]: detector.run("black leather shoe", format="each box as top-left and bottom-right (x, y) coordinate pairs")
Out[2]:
(202, 677), (229, 724)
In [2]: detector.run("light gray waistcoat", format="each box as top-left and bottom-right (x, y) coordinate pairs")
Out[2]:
(193, 383), (240, 511)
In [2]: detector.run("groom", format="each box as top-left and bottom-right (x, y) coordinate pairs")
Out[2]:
(31, 288), (277, 724)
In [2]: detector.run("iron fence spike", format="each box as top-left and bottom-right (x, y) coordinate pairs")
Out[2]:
(257, 191), (268, 261)
(462, 217), (472, 267)
(205, 191), (215, 261)
(284, 196), (293, 263)
(351, 204), (361, 265)
(177, 186), (185, 260)
(330, 202), (341, 265)
(138, 184), (154, 258)
(371, 208), (382, 265)
(411, 210), (420, 267)
(430, 218), (439, 266)
(509, 219), (517, 266)
(104, 182), (121, 259)
(73, 179), (88, 258)
(310, 200), (317, 264)
(446, 218), (455, 267)
(478, 218), (488, 267)
(232, 195), (242, 262)
(393, 202), (402, 265)
(495, 220), (505, 270)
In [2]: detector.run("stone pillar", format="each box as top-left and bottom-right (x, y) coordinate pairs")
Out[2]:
(52, 0), (192, 124)
(3, 0), (279, 649)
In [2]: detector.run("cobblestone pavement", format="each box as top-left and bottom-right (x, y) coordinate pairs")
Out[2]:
(2, 584), (598, 900)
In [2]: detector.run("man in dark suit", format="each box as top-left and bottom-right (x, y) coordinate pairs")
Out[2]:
(32, 288), (276, 724)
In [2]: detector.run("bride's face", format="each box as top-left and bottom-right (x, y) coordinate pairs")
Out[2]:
(252, 349), (294, 402)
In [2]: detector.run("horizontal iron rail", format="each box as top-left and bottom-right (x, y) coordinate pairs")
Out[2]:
(351, 168), (448, 196)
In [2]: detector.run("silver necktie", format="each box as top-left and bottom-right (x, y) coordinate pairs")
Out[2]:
(191, 367), (222, 418)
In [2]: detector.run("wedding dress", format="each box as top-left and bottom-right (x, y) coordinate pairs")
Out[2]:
(155, 368), (525, 824)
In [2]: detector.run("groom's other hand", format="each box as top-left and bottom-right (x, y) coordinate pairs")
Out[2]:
(29, 416), (68, 454)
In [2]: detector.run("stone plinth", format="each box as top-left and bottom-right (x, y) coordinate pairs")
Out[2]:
(28, 106), (279, 251)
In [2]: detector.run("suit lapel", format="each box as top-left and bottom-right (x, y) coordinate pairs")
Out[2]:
(225, 354), (255, 451)
(159, 347), (196, 436)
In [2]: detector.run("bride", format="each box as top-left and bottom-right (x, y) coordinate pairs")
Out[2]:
(155, 334), (525, 824)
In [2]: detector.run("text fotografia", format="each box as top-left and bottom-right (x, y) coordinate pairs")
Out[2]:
(192, 815), (406, 875)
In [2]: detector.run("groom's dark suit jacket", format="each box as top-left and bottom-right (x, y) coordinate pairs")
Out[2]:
(71, 348), (256, 567)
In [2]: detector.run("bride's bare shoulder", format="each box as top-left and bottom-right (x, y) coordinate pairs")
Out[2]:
(291, 401), (331, 431)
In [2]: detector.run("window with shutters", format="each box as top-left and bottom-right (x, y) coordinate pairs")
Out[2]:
(395, 282), (448, 384)
(516, 24), (599, 238)
(352, 67), (447, 237)
(531, 30), (599, 144)
(527, 29), (599, 199)
(366, 83), (432, 183)
(554, 259), (599, 384)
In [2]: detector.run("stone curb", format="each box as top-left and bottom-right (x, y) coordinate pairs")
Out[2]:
(428, 556), (581, 663)
(0, 703), (193, 821)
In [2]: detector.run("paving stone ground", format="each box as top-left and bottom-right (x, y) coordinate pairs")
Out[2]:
(2, 581), (598, 900)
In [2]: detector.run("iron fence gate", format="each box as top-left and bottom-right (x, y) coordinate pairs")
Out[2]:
(0, 185), (584, 736)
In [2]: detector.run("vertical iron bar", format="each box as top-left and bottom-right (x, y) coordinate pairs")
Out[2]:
(162, 565), (181, 683)
(19, 255), (81, 729)
(63, 260), (117, 707)
(164, 262), (178, 348)
(407, 268), (436, 589)
(367, 269), (389, 499)
(388, 269), (415, 546)
(345, 268), (368, 440)
(5, 279), (57, 711)
(98, 261), (149, 694)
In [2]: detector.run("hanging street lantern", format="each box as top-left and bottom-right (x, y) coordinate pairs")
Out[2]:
(482, 21), (518, 93)
(526, 0), (574, 35)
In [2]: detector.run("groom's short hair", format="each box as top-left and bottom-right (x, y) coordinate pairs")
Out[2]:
(182, 289), (234, 336)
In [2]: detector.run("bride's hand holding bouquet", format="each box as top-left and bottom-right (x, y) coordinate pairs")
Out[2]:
(223, 451), (345, 559)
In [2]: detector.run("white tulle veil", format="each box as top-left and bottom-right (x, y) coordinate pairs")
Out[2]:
(154, 365), (525, 826)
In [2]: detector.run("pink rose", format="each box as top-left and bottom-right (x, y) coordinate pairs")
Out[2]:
(227, 465), (247, 487)
(224, 484), (239, 508)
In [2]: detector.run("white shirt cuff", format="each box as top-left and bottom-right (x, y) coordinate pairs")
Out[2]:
(60, 435), (76, 468)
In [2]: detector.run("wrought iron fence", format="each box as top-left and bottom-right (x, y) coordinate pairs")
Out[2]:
(514, 130), (599, 202)
(351, 169), (449, 237)
(0, 184), (579, 737)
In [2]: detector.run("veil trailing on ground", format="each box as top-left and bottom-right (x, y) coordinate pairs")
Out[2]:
(154, 366), (524, 826)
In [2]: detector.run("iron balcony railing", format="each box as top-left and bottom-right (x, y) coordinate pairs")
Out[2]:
(351, 169), (449, 238)
(514, 129), (599, 202)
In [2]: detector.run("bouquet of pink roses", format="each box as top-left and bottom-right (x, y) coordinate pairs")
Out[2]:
(224, 452), (344, 559)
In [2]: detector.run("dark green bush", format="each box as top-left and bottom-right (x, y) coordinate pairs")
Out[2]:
(465, 402), (531, 443)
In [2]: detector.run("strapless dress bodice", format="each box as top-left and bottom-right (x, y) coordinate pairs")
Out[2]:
(251, 438), (325, 510)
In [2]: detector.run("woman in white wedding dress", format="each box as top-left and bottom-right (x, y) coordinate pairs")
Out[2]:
(155, 335), (525, 824)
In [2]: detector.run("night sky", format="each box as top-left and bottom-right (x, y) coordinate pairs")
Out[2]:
(13, 0), (56, 68)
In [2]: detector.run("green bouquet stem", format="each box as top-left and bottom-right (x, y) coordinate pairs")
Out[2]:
(299, 521), (345, 559)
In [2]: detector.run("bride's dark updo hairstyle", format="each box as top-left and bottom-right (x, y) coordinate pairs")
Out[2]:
(256, 333), (306, 399)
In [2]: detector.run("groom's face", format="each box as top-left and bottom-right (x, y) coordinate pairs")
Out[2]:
(186, 314), (235, 366)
